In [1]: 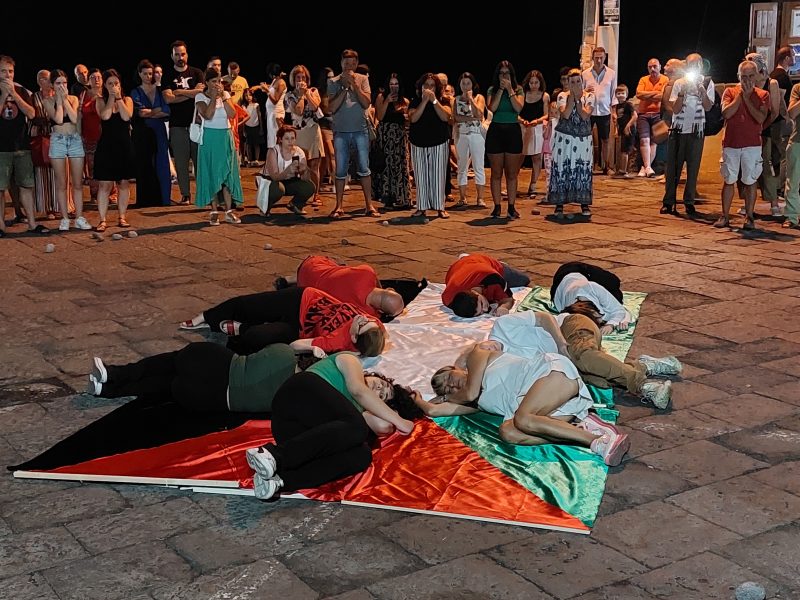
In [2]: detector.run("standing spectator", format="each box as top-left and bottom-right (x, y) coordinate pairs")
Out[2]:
(660, 53), (714, 216)
(541, 97), (559, 201)
(784, 80), (800, 229)
(548, 68), (594, 218)
(195, 68), (243, 225)
(43, 70), (91, 231)
(255, 63), (287, 151)
(316, 67), (336, 192)
(286, 65), (324, 208)
(582, 47), (617, 174)
(0, 55), (49, 236)
(452, 72), (486, 207)
(408, 73), (452, 221)
(163, 40), (205, 205)
(373, 72), (411, 208)
(131, 59), (171, 207)
(714, 60), (768, 229)
(28, 69), (62, 217)
(519, 70), (549, 198)
(207, 57), (222, 72)
(327, 49), (378, 219)
(240, 88), (263, 167)
(80, 68), (103, 202)
(223, 61), (249, 104)
(769, 46), (795, 205)
(486, 60), (524, 219)
(612, 85), (637, 177)
(93, 69), (135, 231)
(746, 52), (784, 216)
(71, 64), (89, 97)
(635, 58), (669, 177)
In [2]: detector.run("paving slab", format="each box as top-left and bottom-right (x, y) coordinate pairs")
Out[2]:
(717, 524), (800, 592)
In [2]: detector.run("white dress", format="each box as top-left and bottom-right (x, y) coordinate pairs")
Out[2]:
(478, 352), (593, 421)
(265, 84), (286, 149)
(489, 311), (559, 357)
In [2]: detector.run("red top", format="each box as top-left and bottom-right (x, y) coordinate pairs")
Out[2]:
(722, 86), (769, 149)
(80, 93), (102, 144)
(442, 254), (510, 306)
(297, 256), (380, 317)
(299, 287), (384, 353)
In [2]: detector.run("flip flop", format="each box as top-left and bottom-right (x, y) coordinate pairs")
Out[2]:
(364, 208), (381, 217)
(179, 320), (209, 331)
(27, 224), (50, 235)
(328, 209), (344, 219)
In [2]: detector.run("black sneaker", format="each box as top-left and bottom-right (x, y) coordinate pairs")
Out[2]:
(274, 276), (289, 290)
(685, 203), (697, 216)
(507, 206), (520, 219)
(490, 205), (502, 218)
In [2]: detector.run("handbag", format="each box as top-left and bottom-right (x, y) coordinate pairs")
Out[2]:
(651, 119), (670, 145)
(255, 173), (271, 214)
(189, 101), (204, 145)
(30, 135), (51, 167)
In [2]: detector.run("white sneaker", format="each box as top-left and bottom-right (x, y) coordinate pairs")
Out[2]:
(59, 217), (70, 231)
(74, 216), (92, 230)
(578, 413), (620, 438)
(253, 473), (283, 500)
(641, 380), (672, 410)
(637, 167), (647, 177)
(645, 167), (656, 177)
(92, 357), (108, 383)
(590, 431), (630, 466)
(737, 207), (746, 216)
(771, 205), (784, 217)
(209, 211), (220, 226)
(639, 355), (682, 377)
(86, 374), (102, 396)
(246, 445), (277, 479)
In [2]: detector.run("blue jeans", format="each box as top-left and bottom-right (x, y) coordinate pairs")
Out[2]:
(333, 130), (371, 179)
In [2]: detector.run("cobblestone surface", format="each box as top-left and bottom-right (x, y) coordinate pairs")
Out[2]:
(2, 138), (799, 598)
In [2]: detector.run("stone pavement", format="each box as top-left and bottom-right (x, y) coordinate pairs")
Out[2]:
(1, 140), (800, 599)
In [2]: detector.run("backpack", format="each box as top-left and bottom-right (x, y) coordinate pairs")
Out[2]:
(703, 78), (724, 136)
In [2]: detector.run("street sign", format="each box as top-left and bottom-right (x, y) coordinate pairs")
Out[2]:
(603, 0), (620, 23)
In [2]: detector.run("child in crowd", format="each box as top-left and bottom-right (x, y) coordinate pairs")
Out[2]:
(240, 88), (264, 167)
(612, 84), (637, 178)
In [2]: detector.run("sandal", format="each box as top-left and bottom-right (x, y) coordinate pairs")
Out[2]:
(454, 199), (467, 207)
(364, 207), (381, 217)
(96, 221), (107, 232)
(328, 208), (344, 219)
(179, 319), (209, 331)
(438, 210), (450, 219)
(118, 217), (130, 228)
(411, 210), (426, 218)
(27, 224), (50, 235)
(219, 320), (241, 336)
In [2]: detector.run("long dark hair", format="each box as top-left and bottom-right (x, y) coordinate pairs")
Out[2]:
(563, 300), (606, 327)
(101, 69), (123, 101)
(490, 60), (519, 93)
(457, 72), (480, 95)
(414, 72), (443, 100)
(382, 72), (405, 101)
(521, 69), (546, 93)
(366, 372), (424, 420)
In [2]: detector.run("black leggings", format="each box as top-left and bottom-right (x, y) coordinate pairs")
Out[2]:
(551, 262), (623, 304)
(270, 372), (372, 492)
(102, 342), (233, 410)
(203, 287), (305, 355)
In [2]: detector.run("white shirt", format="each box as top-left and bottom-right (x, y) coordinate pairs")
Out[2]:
(582, 66), (618, 116)
(195, 92), (231, 129)
(245, 103), (260, 127)
(669, 77), (715, 134)
(552, 273), (631, 326)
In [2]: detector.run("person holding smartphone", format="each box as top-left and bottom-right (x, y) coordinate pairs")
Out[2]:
(261, 124), (315, 217)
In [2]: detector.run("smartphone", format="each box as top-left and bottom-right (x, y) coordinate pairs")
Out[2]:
(292, 156), (300, 164)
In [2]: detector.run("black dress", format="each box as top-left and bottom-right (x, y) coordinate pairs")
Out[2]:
(93, 112), (136, 182)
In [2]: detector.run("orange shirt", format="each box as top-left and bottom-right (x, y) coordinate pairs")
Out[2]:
(299, 287), (384, 354)
(636, 74), (669, 114)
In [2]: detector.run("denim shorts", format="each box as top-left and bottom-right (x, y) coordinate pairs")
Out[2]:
(49, 132), (85, 159)
(333, 130), (371, 179)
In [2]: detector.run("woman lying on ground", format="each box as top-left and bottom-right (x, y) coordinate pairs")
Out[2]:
(87, 348), (422, 500)
(422, 344), (630, 466)
(179, 286), (386, 357)
(480, 310), (681, 409)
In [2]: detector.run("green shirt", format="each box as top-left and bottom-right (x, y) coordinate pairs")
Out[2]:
(488, 86), (523, 124)
(306, 353), (363, 413)
(227, 344), (297, 412)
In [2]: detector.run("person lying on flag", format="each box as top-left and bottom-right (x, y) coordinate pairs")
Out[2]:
(485, 310), (680, 410)
(179, 286), (387, 357)
(272, 255), (407, 322)
(421, 345), (631, 466)
(244, 351), (424, 500)
(551, 263), (632, 334)
(442, 253), (531, 318)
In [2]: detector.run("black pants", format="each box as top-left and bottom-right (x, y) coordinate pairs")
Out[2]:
(551, 262), (623, 304)
(270, 372), (372, 492)
(102, 342), (232, 411)
(662, 131), (704, 206)
(204, 287), (305, 355)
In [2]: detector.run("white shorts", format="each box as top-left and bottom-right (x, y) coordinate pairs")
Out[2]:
(720, 146), (762, 185)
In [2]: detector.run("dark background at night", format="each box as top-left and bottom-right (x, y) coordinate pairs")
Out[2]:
(4, 0), (754, 95)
